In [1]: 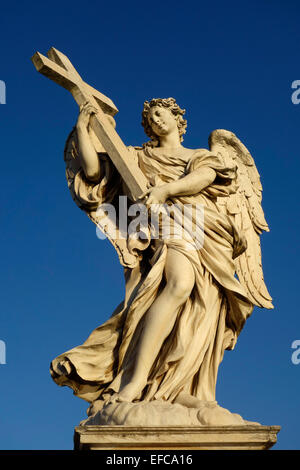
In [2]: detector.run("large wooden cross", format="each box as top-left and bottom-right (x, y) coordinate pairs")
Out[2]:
(31, 47), (148, 199)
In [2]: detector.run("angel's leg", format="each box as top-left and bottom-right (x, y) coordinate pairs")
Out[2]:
(110, 247), (195, 403)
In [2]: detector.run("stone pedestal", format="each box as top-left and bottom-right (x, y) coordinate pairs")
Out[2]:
(74, 425), (280, 450)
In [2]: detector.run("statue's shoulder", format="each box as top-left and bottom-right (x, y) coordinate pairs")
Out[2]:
(185, 147), (212, 163)
(190, 147), (212, 156)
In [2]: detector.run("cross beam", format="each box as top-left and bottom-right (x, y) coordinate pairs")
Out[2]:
(31, 47), (148, 199)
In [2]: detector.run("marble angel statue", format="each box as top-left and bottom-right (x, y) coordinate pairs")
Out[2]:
(50, 97), (273, 426)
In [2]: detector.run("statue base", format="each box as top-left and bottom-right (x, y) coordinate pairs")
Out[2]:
(74, 424), (280, 450)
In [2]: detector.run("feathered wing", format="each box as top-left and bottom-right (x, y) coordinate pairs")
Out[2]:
(209, 129), (273, 309)
(64, 127), (141, 269)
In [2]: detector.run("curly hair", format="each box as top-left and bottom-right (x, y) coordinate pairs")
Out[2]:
(141, 97), (187, 147)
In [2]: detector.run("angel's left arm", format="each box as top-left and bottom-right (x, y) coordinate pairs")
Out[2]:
(164, 167), (216, 198)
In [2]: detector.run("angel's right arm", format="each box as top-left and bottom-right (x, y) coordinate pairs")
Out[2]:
(76, 103), (100, 182)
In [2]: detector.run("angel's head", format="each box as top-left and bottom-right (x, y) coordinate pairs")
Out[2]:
(141, 98), (187, 147)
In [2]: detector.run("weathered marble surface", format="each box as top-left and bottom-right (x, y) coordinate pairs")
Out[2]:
(82, 399), (259, 427)
(74, 424), (281, 450)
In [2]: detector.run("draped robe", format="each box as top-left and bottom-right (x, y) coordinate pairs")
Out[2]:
(50, 145), (254, 404)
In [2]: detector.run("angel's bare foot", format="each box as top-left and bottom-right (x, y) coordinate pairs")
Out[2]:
(107, 380), (147, 404)
(174, 392), (218, 409)
(174, 392), (204, 408)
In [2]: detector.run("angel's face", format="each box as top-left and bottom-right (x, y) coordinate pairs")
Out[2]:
(147, 106), (178, 137)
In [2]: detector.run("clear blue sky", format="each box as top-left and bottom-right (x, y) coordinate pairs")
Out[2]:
(0, 0), (299, 450)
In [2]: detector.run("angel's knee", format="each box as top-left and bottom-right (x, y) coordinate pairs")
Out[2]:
(165, 276), (194, 303)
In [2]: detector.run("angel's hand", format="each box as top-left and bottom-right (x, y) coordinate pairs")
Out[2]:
(140, 185), (170, 206)
(77, 101), (98, 130)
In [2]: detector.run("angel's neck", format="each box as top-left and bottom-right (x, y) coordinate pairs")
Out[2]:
(158, 131), (182, 149)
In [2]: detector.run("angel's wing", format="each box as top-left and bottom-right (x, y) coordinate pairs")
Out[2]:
(209, 129), (273, 309)
(64, 127), (140, 269)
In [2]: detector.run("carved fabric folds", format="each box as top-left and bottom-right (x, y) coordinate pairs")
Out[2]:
(50, 147), (254, 403)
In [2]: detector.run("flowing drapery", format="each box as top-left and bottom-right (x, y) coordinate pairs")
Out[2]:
(50, 147), (253, 403)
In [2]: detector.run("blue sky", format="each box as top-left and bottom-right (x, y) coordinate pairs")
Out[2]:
(0, 0), (299, 450)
